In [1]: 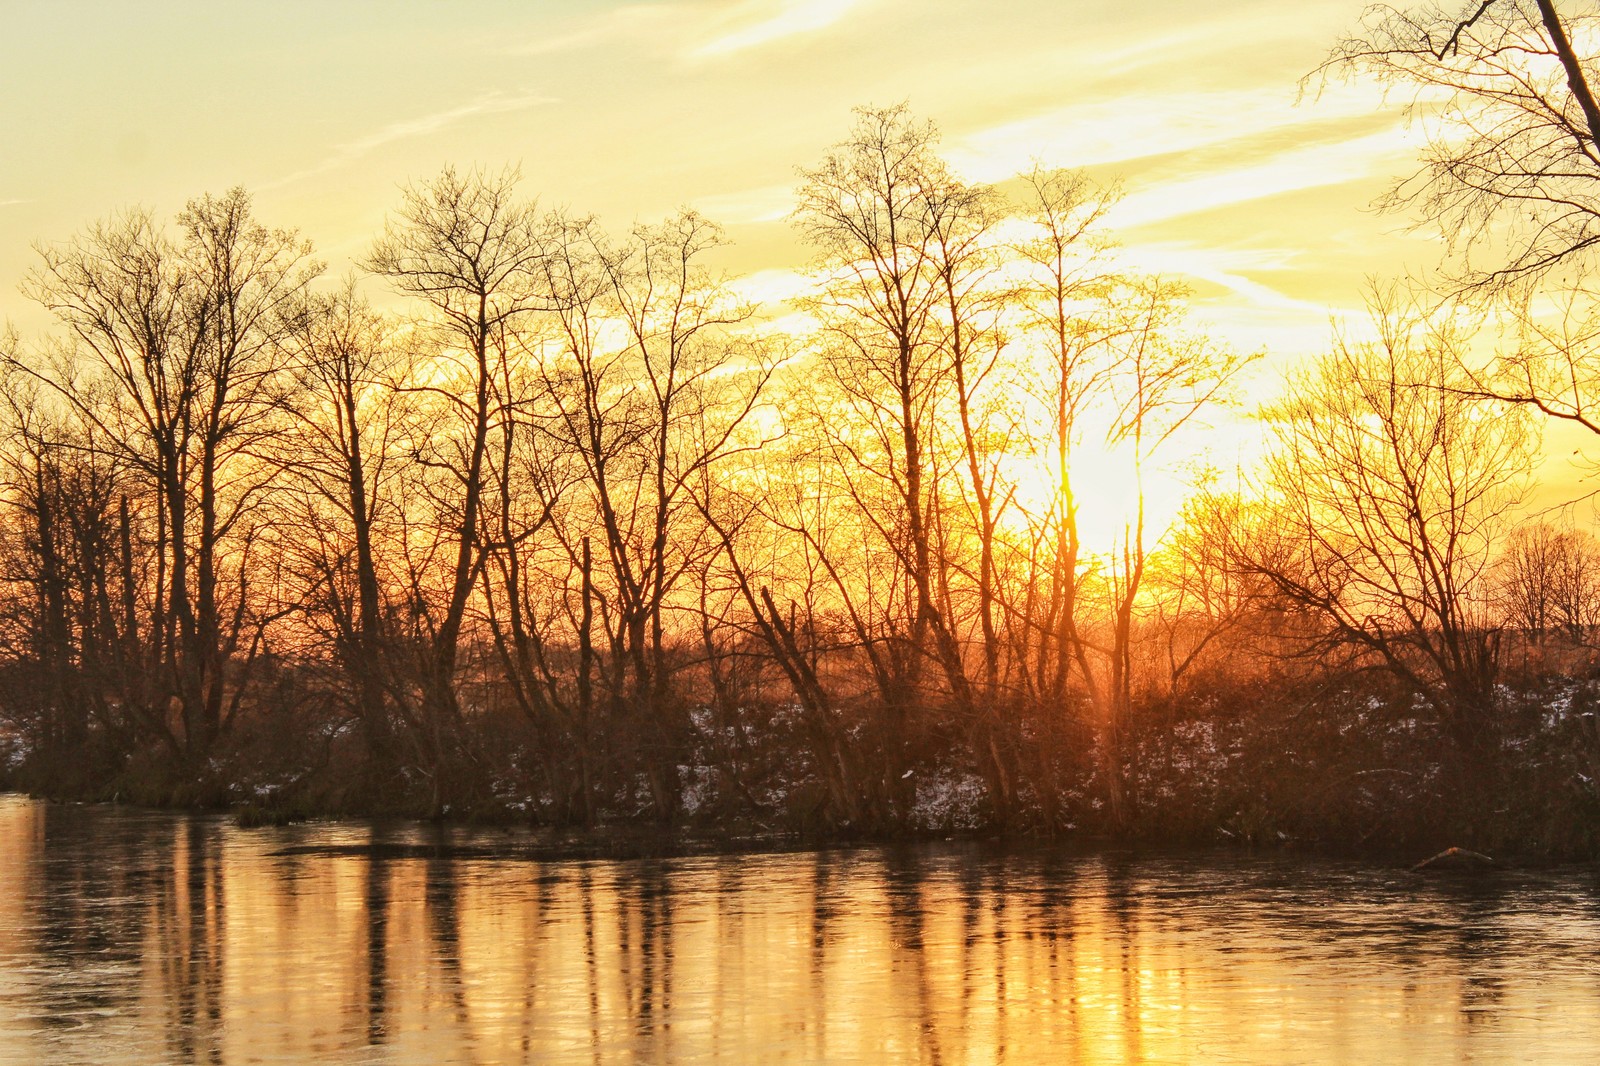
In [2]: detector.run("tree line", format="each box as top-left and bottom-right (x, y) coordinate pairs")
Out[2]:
(5, 1), (1600, 852)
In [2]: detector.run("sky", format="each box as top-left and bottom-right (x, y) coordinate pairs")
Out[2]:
(0, 0), (1436, 336)
(8, 0), (1582, 515)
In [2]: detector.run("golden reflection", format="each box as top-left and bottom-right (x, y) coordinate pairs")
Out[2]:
(3, 801), (1600, 1064)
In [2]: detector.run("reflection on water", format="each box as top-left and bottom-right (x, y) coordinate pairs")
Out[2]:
(1, 794), (1598, 1064)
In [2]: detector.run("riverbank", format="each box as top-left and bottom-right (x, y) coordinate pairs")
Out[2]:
(0, 787), (1587, 874)
(5, 673), (1598, 864)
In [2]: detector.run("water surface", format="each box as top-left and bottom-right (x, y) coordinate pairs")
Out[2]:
(1, 794), (1597, 1064)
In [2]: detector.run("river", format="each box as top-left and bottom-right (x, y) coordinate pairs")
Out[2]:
(1, 794), (1598, 1064)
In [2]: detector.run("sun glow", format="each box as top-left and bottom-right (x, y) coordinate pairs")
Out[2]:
(1002, 419), (1256, 565)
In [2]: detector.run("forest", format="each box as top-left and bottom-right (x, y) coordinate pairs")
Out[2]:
(5, 2), (1600, 857)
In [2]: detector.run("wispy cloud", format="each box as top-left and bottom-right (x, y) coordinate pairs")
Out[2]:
(727, 266), (817, 305)
(691, 182), (795, 224)
(689, 0), (866, 59)
(1106, 124), (1418, 230)
(507, 3), (684, 57)
(1116, 244), (1330, 314)
(505, 0), (865, 63)
(0, 199), (27, 208)
(949, 81), (1395, 182)
(261, 91), (554, 191)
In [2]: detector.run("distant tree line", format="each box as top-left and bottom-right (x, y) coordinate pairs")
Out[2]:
(4, 0), (1600, 853)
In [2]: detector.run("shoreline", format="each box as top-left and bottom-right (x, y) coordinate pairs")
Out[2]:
(4, 789), (1585, 871)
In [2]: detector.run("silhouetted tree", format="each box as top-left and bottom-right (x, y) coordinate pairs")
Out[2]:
(14, 189), (317, 782)
(366, 166), (550, 812)
(1324, 0), (1600, 290)
(1245, 293), (1535, 757)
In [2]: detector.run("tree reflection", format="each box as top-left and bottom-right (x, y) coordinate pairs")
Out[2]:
(362, 827), (391, 1045)
(2, 805), (1600, 1064)
(153, 817), (224, 1063)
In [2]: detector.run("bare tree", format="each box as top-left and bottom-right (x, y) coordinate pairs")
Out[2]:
(520, 210), (771, 821)
(0, 379), (139, 781)
(365, 166), (550, 810)
(1244, 293), (1536, 756)
(277, 280), (409, 773)
(918, 161), (1026, 819)
(793, 105), (979, 818)
(1074, 278), (1247, 827)
(1006, 167), (1122, 828)
(15, 189), (317, 777)
(1323, 0), (1600, 290)
(1496, 520), (1600, 640)
(1150, 485), (1272, 696)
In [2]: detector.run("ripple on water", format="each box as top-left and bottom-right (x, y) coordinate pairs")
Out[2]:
(0, 796), (1598, 1064)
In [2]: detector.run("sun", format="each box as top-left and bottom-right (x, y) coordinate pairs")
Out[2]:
(1001, 405), (1266, 563)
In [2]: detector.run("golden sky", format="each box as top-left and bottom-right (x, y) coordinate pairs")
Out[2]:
(0, 0), (1441, 350)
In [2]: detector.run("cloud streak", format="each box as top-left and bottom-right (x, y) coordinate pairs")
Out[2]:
(507, 3), (683, 57)
(505, 0), (866, 63)
(691, 182), (795, 223)
(260, 91), (554, 191)
(1105, 124), (1416, 230)
(949, 81), (1396, 182)
(689, 0), (865, 58)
